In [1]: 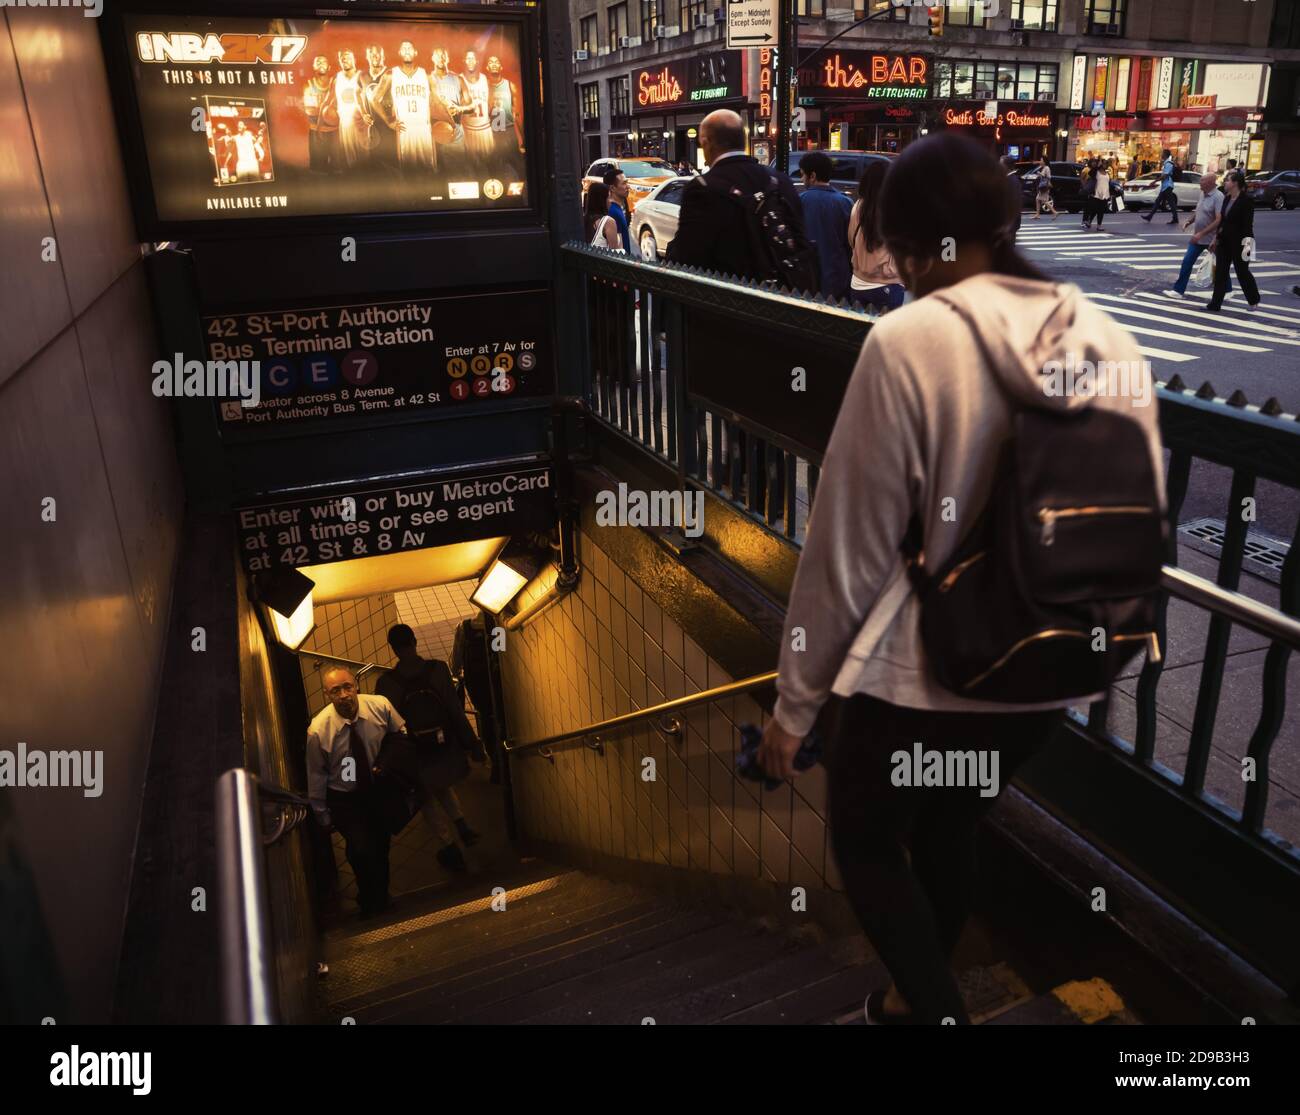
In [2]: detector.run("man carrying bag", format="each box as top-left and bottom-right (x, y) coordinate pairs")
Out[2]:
(377, 624), (486, 873)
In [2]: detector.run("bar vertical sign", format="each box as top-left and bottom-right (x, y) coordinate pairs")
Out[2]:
(726, 0), (777, 49)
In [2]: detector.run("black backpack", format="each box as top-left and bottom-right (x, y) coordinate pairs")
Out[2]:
(903, 405), (1165, 703)
(394, 664), (451, 742)
(707, 171), (820, 295)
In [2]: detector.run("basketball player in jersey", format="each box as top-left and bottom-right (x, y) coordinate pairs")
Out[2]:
(302, 55), (337, 172)
(361, 44), (396, 170)
(460, 50), (494, 167)
(232, 119), (264, 183)
(430, 48), (468, 176)
(486, 55), (523, 169)
(333, 49), (372, 170)
(389, 40), (436, 173)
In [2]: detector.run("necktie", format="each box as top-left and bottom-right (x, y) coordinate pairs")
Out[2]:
(348, 723), (373, 791)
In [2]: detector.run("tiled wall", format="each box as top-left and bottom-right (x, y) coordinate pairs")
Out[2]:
(299, 594), (402, 714)
(0, 11), (182, 1021)
(500, 532), (842, 893)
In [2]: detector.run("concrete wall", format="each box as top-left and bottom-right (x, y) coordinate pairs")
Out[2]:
(0, 10), (182, 1021)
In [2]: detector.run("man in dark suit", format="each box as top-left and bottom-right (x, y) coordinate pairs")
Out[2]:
(665, 108), (807, 282)
(1204, 169), (1260, 313)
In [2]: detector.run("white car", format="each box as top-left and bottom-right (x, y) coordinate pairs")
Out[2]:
(1123, 170), (1204, 211)
(631, 176), (693, 261)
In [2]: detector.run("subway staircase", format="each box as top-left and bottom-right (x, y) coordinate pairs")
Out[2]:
(314, 858), (1138, 1025)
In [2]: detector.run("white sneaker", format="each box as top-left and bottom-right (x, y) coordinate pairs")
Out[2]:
(1247, 303), (1260, 312)
(1163, 290), (1187, 298)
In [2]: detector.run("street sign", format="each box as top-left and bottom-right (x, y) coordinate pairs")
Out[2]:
(726, 0), (778, 49)
(791, 105), (807, 132)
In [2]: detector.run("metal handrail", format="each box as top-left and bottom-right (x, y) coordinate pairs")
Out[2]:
(1162, 565), (1300, 651)
(297, 646), (392, 682)
(504, 670), (778, 756)
(215, 768), (276, 1025)
(505, 565), (1298, 760)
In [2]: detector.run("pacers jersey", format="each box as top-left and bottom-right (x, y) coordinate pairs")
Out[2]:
(392, 67), (431, 129)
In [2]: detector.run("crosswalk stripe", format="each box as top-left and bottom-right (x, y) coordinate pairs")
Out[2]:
(1136, 345), (1197, 362)
(1100, 293), (1300, 338)
(1087, 301), (1286, 349)
(1115, 324), (1268, 352)
(1162, 295), (1300, 326)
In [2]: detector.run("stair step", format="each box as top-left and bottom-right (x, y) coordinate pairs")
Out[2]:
(391, 910), (727, 1024)
(523, 923), (801, 1025)
(343, 899), (679, 1020)
(720, 959), (890, 1024)
(323, 874), (646, 1007)
(658, 938), (860, 1025)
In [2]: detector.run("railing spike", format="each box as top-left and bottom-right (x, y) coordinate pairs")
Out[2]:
(1226, 389), (1249, 408)
(1195, 381), (1218, 400)
(1259, 396), (1284, 417)
(1164, 374), (1186, 392)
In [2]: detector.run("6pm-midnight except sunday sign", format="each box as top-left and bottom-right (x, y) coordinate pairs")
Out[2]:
(205, 287), (552, 430)
(236, 463), (555, 572)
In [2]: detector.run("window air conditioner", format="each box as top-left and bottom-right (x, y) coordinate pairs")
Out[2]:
(1102, 23), (1120, 35)
(619, 36), (633, 47)
(655, 26), (672, 38)
(573, 49), (589, 61)
(1010, 18), (1024, 29)
(713, 9), (725, 23)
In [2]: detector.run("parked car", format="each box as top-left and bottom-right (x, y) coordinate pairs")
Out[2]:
(580, 157), (677, 215)
(631, 176), (691, 260)
(1244, 170), (1300, 210)
(1014, 161), (1087, 213)
(1122, 170), (1203, 211)
(775, 149), (895, 197)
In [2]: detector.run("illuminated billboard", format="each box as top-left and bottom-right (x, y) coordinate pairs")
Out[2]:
(111, 9), (533, 230)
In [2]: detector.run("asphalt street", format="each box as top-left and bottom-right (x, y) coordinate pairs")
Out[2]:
(1019, 207), (1299, 555)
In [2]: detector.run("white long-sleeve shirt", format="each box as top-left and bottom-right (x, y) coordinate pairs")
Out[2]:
(306, 694), (405, 823)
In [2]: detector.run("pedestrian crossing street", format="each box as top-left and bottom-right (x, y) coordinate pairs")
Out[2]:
(1015, 223), (1300, 369)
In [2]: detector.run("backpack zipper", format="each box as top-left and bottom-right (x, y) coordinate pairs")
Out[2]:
(963, 627), (1161, 690)
(1037, 504), (1154, 546)
(937, 550), (987, 593)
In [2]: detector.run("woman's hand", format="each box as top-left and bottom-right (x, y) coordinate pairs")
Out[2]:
(758, 719), (805, 781)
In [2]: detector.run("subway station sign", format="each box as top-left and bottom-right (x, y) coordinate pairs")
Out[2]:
(634, 50), (742, 112)
(795, 51), (930, 101)
(204, 287), (552, 433)
(236, 463), (555, 572)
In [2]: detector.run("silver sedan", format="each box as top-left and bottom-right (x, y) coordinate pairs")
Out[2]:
(630, 176), (693, 261)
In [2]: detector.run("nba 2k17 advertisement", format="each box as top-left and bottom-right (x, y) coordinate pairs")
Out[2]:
(121, 12), (529, 221)
(205, 288), (551, 430)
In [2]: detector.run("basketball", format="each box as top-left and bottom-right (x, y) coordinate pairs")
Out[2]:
(432, 121), (455, 144)
(321, 102), (339, 129)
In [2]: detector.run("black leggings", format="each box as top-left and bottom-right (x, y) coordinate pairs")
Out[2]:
(826, 694), (1064, 1023)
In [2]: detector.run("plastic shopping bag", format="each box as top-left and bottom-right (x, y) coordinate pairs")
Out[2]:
(1190, 250), (1214, 289)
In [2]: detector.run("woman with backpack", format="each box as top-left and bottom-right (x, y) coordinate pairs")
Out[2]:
(758, 133), (1165, 1024)
(584, 182), (623, 251)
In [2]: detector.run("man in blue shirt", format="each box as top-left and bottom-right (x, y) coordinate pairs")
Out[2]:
(1142, 148), (1179, 224)
(798, 152), (852, 300)
(603, 168), (633, 253)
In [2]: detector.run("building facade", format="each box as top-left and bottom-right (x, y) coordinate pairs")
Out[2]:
(570, 0), (1300, 176)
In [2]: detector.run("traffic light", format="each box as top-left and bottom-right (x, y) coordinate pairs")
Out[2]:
(928, 5), (944, 36)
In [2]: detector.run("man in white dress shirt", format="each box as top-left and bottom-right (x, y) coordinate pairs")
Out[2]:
(307, 666), (405, 917)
